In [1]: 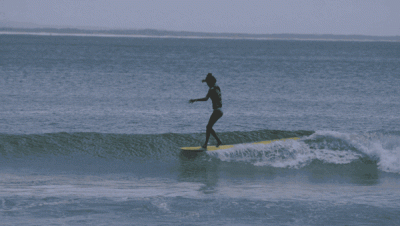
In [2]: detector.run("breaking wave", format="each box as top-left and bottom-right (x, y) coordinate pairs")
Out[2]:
(1, 130), (399, 174)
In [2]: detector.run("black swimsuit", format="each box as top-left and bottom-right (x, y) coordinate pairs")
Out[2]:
(207, 84), (223, 126)
(207, 84), (222, 110)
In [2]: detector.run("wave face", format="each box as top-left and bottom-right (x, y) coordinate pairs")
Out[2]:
(1, 130), (400, 175)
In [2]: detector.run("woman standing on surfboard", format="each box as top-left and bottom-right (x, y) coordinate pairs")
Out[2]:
(189, 73), (223, 149)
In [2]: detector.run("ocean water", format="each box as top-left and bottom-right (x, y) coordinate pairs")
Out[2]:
(1, 34), (400, 225)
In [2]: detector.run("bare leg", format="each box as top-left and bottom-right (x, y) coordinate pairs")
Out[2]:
(203, 109), (223, 148)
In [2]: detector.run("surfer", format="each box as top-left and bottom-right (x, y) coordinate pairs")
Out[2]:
(189, 73), (223, 148)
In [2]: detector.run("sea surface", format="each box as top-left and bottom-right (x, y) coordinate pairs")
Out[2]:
(1, 34), (400, 225)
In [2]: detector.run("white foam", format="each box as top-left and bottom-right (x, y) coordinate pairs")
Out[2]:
(352, 133), (400, 174)
(0, 174), (204, 199)
(311, 131), (400, 173)
(208, 131), (400, 173)
(209, 138), (361, 168)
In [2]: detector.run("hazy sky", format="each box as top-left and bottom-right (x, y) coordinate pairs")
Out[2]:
(1, 0), (399, 36)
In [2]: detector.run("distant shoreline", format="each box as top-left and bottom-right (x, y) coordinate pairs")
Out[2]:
(1, 27), (399, 42)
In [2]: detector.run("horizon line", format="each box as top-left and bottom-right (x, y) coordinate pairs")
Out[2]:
(1, 27), (399, 42)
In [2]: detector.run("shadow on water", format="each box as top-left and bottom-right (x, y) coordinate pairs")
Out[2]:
(177, 150), (291, 193)
(178, 150), (220, 194)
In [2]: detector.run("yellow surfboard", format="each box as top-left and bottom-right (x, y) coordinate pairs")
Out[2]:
(180, 137), (299, 152)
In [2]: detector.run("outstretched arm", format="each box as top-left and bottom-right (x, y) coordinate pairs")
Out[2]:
(189, 93), (210, 103)
(190, 88), (211, 103)
(189, 96), (209, 103)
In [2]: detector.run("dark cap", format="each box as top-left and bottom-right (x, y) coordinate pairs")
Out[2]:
(202, 73), (216, 84)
